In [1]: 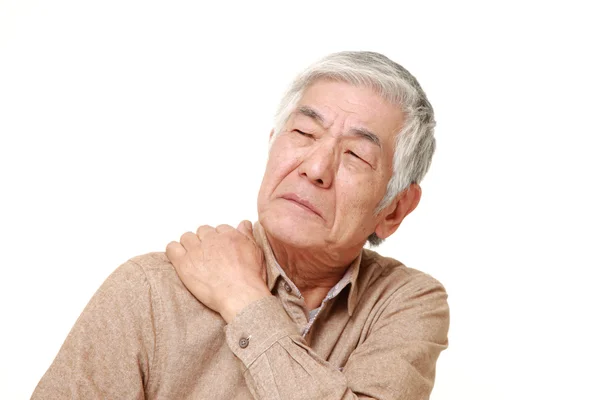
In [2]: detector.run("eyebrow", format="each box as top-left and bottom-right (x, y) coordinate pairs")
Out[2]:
(295, 105), (382, 149)
(297, 106), (325, 125)
(349, 127), (382, 149)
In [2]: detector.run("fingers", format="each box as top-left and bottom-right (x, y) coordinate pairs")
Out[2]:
(236, 220), (254, 241)
(166, 241), (186, 264)
(196, 225), (215, 240)
(180, 231), (200, 250)
(215, 224), (235, 234)
(193, 222), (252, 242)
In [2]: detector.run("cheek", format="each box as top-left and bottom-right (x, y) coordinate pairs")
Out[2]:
(335, 174), (384, 217)
(260, 144), (302, 194)
(333, 191), (374, 239)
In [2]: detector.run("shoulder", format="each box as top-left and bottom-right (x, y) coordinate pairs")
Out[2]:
(359, 248), (447, 297)
(93, 252), (195, 316)
(356, 249), (450, 342)
(101, 252), (179, 292)
(128, 251), (175, 273)
(123, 252), (195, 301)
(123, 252), (214, 318)
(89, 252), (182, 307)
(119, 251), (184, 288)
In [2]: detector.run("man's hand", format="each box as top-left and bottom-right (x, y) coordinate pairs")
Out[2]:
(166, 220), (271, 323)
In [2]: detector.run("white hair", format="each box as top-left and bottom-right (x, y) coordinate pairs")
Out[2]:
(272, 51), (436, 246)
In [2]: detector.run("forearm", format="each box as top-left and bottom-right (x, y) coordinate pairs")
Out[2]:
(224, 279), (449, 400)
(225, 296), (355, 400)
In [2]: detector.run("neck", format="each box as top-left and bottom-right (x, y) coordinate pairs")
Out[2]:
(265, 231), (362, 309)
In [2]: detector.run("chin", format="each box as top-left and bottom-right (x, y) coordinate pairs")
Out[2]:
(259, 210), (325, 249)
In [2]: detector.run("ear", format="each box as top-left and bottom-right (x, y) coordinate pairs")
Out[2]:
(374, 183), (421, 240)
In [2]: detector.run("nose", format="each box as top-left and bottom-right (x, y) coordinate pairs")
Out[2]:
(298, 141), (336, 188)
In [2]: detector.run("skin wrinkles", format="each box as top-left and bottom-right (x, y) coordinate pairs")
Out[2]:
(297, 105), (383, 151)
(257, 79), (408, 303)
(167, 78), (422, 317)
(295, 106), (382, 170)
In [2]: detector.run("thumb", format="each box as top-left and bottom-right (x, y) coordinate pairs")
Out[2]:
(236, 220), (254, 240)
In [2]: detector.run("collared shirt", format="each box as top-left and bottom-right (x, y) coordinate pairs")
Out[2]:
(32, 222), (450, 400)
(268, 244), (357, 337)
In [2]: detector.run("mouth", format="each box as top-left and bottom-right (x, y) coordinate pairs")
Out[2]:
(280, 193), (323, 219)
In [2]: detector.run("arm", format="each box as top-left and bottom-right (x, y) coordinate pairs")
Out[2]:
(31, 260), (155, 399)
(224, 274), (449, 400)
(167, 222), (449, 399)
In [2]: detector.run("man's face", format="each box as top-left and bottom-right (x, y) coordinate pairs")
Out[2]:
(257, 79), (404, 251)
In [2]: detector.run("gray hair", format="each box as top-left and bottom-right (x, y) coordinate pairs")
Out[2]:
(272, 51), (436, 247)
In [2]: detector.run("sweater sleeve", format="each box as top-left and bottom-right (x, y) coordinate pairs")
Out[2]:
(224, 274), (449, 400)
(31, 260), (156, 400)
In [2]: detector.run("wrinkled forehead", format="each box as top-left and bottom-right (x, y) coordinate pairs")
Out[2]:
(293, 79), (405, 143)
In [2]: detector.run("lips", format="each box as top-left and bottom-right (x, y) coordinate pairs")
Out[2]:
(280, 193), (323, 218)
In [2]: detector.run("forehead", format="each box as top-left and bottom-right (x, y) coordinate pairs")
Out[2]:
(294, 79), (405, 141)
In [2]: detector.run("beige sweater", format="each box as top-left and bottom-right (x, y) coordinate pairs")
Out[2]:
(32, 224), (449, 399)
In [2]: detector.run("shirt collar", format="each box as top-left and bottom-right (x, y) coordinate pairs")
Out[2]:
(253, 221), (363, 316)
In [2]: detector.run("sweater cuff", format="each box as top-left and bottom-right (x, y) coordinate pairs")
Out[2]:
(225, 295), (298, 368)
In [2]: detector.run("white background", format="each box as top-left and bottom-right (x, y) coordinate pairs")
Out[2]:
(1, 1), (599, 399)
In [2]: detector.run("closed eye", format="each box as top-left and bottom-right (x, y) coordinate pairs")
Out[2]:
(346, 150), (362, 160)
(293, 129), (314, 138)
(346, 150), (372, 167)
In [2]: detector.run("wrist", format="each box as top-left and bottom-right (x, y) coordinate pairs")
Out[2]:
(221, 286), (271, 323)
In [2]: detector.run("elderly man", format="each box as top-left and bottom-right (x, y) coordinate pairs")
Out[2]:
(33, 51), (449, 399)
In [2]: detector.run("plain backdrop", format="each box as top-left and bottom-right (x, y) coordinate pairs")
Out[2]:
(1, 1), (599, 399)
